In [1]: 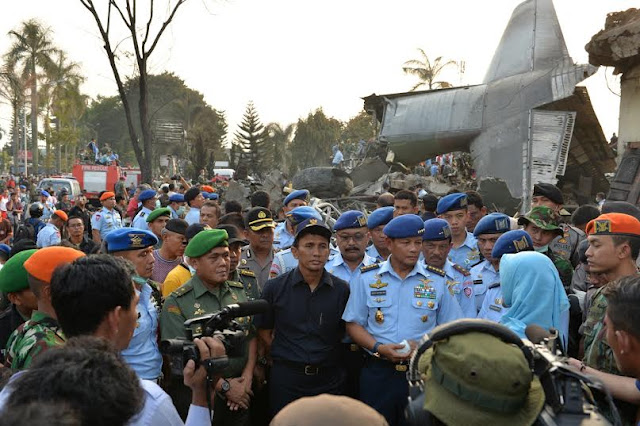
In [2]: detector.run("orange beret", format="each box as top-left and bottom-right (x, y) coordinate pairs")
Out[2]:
(586, 213), (640, 237)
(100, 191), (116, 201)
(201, 185), (215, 193)
(24, 247), (85, 283)
(53, 210), (68, 222)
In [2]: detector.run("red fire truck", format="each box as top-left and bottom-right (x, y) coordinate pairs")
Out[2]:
(72, 162), (141, 205)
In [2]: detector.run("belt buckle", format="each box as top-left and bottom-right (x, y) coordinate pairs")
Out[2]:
(349, 344), (359, 352)
(395, 364), (408, 372)
(304, 365), (319, 376)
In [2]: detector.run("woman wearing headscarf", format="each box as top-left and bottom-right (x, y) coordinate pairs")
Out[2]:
(499, 251), (570, 347)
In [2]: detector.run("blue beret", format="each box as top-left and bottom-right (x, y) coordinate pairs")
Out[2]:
(334, 210), (367, 231)
(473, 213), (511, 237)
(284, 189), (310, 207)
(204, 192), (219, 200)
(367, 206), (394, 229)
(105, 228), (159, 253)
(286, 206), (322, 227)
(436, 193), (468, 215)
(491, 230), (534, 259)
(383, 214), (425, 238)
(40, 190), (50, 197)
(169, 193), (184, 203)
(0, 244), (10, 255)
(138, 189), (157, 202)
(422, 218), (451, 241)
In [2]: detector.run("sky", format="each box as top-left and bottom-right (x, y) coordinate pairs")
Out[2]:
(0, 0), (635, 148)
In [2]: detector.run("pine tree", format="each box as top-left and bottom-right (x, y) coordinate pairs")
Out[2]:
(234, 101), (268, 177)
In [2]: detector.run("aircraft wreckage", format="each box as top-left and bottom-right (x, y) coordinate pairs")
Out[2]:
(362, 0), (616, 209)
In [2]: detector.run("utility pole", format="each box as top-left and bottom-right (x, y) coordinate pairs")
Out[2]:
(23, 108), (27, 176)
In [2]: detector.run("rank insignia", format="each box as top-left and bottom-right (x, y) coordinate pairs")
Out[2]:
(370, 279), (388, 289)
(419, 278), (433, 287)
(374, 297), (386, 303)
(231, 292), (238, 301)
(241, 259), (247, 265)
(445, 280), (458, 296)
(194, 308), (206, 316)
(427, 301), (435, 309)
(167, 305), (181, 315)
(421, 315), (429, 322)
(375, 308), (384, 324)
(495, 298), (503, 305)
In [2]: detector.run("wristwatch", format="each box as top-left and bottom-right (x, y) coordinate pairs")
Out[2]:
(220, 379), (231, 394)
(372, 342), (382, 356)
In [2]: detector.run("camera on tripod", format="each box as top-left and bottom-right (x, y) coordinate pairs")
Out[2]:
(161, 300), (269, 377)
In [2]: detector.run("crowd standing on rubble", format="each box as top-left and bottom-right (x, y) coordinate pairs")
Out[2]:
(0, 168), (639, 426)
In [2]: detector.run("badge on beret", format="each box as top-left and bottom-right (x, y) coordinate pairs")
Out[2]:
(129, 234), (144, 248)
(309, 218), (317, 225)
(513, 236), (530, 252)
(460, 198), (468, 207)
(494, 218), (509, 231)
(357, 216), (367, 227)
(443, 227), (451, 239)
(594, 219), (611, 234)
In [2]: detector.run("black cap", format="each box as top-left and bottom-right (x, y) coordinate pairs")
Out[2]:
(184, 187), (201, 205)
(217, 224), (248, 246)
(533, 183), (564, 205)
(165, 218), (189, 235)
(294, 218), (332, 243)
(245, 207), (275, 231)
(185, 223), (209, 241)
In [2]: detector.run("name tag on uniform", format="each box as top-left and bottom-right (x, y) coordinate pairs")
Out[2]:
(489, 305), (502, 312)
(473, 279), (483, 285)
(370, 290), (386, 296)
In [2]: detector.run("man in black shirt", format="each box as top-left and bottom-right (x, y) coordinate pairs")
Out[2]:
(256, 218), (350, 417)
(68, 194), (92, 237)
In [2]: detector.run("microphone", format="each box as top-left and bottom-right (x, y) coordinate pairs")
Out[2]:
(221, 299), (270, 317)
(525, 324), (553, 345)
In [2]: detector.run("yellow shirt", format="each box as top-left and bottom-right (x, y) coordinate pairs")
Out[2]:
(162, 264), (193, 297)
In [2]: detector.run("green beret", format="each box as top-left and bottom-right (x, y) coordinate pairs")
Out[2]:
(0, 249), (38, 293)
(184, 229), (228, 258)
(146, 207), (171, 223)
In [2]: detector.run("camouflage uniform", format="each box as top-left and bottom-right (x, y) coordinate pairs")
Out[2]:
(4, 310), (65, 371)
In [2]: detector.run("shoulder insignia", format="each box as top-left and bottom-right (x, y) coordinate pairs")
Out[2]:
(426, 265), (446, 277)
(488, 282), (501, 290)
(227, 281), (245, 289)
(173, 282), (194, 297)
(239, 269), (256, 277)
(360, 263), (381, 273)
(140, 212), (146, 217)
(147, 280), (161, 291)
(452, 264), (470, 276)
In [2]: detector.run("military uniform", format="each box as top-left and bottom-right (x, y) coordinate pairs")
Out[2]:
(448, 231), (480, 269)
(539, 246), (573, 291)
(36, 223), (61, 248)
(4, 310), (65, 371)
(477, 282), (508, 322)
(325, 252), (377, 283)
(550, 224), (585, 268)
(91, 206), (123, 240)
(132, 206), (153, 230)
(365, 244), (386, 262)
(232, 268), (260, 301)
(239, 246), (273, 291)
(0, 304), (28, 364)
(273, 221), (295, 251)
(442, 261), (476, 318)
(469, 260), (499, 313)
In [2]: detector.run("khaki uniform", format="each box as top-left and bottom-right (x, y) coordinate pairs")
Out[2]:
(240, 246), (273, 291)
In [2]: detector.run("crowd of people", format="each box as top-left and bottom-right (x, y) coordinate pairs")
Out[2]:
(0, 173), (638, 426)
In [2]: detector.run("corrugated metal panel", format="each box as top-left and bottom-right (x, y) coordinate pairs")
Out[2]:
(528, 110), (575, 186)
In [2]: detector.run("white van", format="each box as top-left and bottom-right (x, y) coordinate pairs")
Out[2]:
(37, 177), (83, 201)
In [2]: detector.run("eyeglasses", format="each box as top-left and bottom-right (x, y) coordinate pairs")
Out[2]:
(337, 233), (367, 242)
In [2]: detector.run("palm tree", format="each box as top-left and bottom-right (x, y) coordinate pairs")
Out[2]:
(6, 19), (56, 174)
(403, 48), (457, 91)
(266, 122), (295, 174)
(0, 66), (26, 171)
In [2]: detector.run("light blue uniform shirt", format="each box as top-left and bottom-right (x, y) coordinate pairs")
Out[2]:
(443, 260), (476, 318)
(477, 283), (509, 323)
(273, 221), (295, 251)
(366, 244), (387, 262)
(36, 223), (61, 248)
(41, 203), (55, 221)
(169, 206), (180, 219)
(184, 207), (200, 225)
(325, 252), (377, 284)
(132, 206), (153, 230)
(470, 259), (500, 313)
(270, 247), (339, 279)
(91, 206), (123, 240)
(342, 259), (463, 344)
(122, 280), (163, 380)
(448, 231), (480, 269)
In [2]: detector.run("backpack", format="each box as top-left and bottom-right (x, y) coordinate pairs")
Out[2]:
(14, 222), (36, 243)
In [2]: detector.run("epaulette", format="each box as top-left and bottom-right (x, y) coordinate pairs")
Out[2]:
(488, 282), (501, 290)
(147, 279), (161, 292)
(227, 281), (245, 289)
(452, 264), (470, 276)
(360, 263), (381, 273)
(426, 265), (446, 277)
(173, 282), (193, 297)
(239, 269), (256, 278)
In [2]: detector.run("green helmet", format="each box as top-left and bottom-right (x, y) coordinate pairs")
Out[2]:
(517, 206), (562, 232)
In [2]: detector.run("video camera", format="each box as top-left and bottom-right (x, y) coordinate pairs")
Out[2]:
(161, 299), (269, 377)
(405, 320), (620, 426)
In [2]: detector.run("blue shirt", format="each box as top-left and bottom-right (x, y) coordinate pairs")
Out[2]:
(91, 206), (123, 240)
(332, 150), (344, 166)
(477, 284), (509, 323)
(270, 248), (340, 279)
(273, 222), (295, 251)
(169, 206), (180, 220)
(36, 223), (61, 248)
(41, 203), (55, 221)
(443, 260), (476, 318)
(365, 244), (387, 262)
(448, 232), (480, 269)
(325, 252), (377, 284)
(121, 280), (163, 380)
(470, 260), (500, 313)
(184, 208), (200, 226)
(342, 259), (463, 344)
(132, 207), (153, 231)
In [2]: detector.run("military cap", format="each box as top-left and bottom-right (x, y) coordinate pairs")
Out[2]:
(533, 183), (564, 205)
(146, 207), (171, 223)
(105, 228), (159, 253)
(334, 210), (367, 231)
(184, 187), (201, 204)
(164, 218), (189, 235)
(517, 206), (562, 233)
(473, 213), (511, 237)
(422, 218), (451, 241)
(169, 193), (185, 203)
(184, 229), (228, 258)
(40, 190), (50, 198)
(100, 191), (115, 201)
(24, 247), (85, 283)
(53, 210), (68, 222)
(138, 189), (157, 202)
(383, 214), (425, 239)
(217, 224), (248, 246)
(294, 218), (332, 242)
(271, 394), (388, 426)
(202, 192), (219, 200)
(420, 331), (544, 426)
(286, 206), (322, 227)
(585, 213), (640, 238)
(284, 189), (310, 207)
(367, 206), (394, 229)
(436, 193), (468, 215)
(0, 249), (37, 293)
(246, 207), (275, 231)
(185, 223), (210, 241)
(491, 230), (534, 259)
(0, 244), (10, 256)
